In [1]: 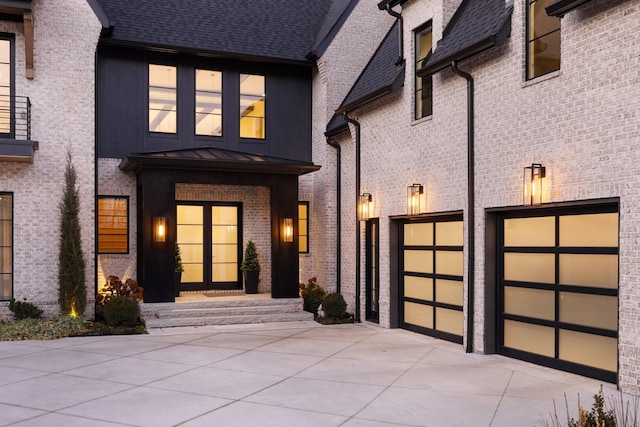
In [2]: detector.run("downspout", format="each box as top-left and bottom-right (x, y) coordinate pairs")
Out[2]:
(450, 60), (475, 353)
(343, 112), (361, 323)
(325, 137), (342, 293)
(382, 4), (404, 66)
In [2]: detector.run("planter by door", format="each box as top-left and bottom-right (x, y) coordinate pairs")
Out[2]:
(244, 271), (259, 294)
(173, 272), (182, 298)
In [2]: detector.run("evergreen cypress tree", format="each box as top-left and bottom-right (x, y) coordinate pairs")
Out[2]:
(58, 150), (86, 316)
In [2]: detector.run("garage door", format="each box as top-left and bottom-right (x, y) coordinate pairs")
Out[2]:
(498, 204), (618, 382)
(401, 215), (464, 344)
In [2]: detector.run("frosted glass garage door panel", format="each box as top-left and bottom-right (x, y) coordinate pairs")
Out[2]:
(504, 217), (555, 247)
(504, 253), (555, 284)
(559, 293), (618, 331)
(404, 223), (433, 246)
(435, 279), (463, 306)
(404, 275), (433, 301)
(435, 221), (463, 246)
(435, 251), (463, 276)
(404, 250), (433, 274)
(504, 286), (554, 321)
(504, 320), (555, 357)
(559, 254), (618, 289)
(559, 330), (617, 372)
(559, 213), (618, 247)
(436, 307), (463, 336)
(404, 302), (433, 329)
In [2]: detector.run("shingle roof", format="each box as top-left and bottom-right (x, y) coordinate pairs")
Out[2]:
(119, 147), (320, 175)
(418, 0), (513, 76)
(334, 20), (404, 115)
(96, 0), (354, 64)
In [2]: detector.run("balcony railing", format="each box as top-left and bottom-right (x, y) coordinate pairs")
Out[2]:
(0, 95), (31, 140)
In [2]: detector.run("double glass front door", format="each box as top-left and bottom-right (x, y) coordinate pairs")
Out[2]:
(177, 203), (241, 290)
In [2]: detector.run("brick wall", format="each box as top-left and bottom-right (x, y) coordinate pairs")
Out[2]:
(0, 0), (101, 319)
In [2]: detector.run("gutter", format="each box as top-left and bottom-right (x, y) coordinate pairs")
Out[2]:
(325, 137), (342, 293)
(450, 60), (475, 354)
(379, 2), (404, 66)
(343, 112), (362, 323)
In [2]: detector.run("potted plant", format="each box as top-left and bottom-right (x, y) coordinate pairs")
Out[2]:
(240, 240), (260, 294)
(174, 242), (184, 297)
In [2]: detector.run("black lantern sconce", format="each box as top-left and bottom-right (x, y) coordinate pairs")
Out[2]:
(359, 193), (372, 221)
(153, 216), (167, 243)
(407, 184), (424, 215)
(523, 163), (546, 206)
(283, 217), (294, 242)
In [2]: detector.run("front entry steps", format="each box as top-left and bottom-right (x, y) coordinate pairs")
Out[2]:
(140, 295), (313, 328)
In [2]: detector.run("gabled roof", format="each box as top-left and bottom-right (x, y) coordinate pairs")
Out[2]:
(96, 0), (355, 65)
(119, 147), (320, 175)
(334, 20), (404, 115)
(418, 0), (513, 76)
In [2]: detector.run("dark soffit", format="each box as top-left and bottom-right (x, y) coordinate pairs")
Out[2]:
(118, 147), (320, 175)
(545, 0), (594, 17)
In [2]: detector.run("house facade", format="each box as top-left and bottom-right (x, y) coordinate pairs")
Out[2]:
(1, 0), (639, 394)
(305, 0), (640, 392)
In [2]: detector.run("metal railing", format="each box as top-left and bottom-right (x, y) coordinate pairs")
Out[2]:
(0, 95), (31, 140)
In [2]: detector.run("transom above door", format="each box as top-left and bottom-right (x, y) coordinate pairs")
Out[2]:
(176, 202), (242, 291)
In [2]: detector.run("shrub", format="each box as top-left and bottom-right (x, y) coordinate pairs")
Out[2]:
(322, 293), (347, 319)
(102, 296), (140, 327)
(9, 298), (43, 320)
(299, 277), (325, 316)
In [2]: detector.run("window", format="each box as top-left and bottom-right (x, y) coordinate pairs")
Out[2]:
(0, 193), (12, 300)
(415, 22), (432, 120)
(149, 64), (177, 133)
(0, 37), (12, 135)
(239, 74), (265, 139)
(195, 69), (222, 136)
(298, 202), (309, 253)
(527, 0), (561, 80)
(98, 197), (128, 254)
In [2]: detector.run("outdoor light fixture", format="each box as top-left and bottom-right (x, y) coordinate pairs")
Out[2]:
(283, 217), (293, 242)
(359, 193), (372, 221)
(154, 216), (166, 243)
(407, 184), (424, 215)
(523, 163), (546, 206)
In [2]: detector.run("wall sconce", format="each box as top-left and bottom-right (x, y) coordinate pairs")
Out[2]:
(359, 193), (372, 221)
(154, 216), (167, 243)
(283, 217), (293, 242)
(407, 184), (424, 215)
(523, 163), (546, 206)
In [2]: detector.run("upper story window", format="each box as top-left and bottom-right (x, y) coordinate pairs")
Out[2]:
(239, 74), (265, 139)
(0, 37), (12, 136)
(0, 193), (12, 300)
(98, 196), (129, 254)
(527, 0), (561, 80)
(149, 64), (177, 133)
(415, 22), (432, 120)
(195, 69), (222, 136)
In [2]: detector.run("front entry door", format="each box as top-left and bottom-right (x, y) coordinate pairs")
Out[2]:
(177, 203), (242, 291)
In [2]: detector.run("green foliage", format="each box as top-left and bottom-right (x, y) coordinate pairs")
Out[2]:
(321, 292), (347, 319)
(299, 277), (325, 316)
(96, 276), (143, 322)
(0, 316), (87, 341)
(175, 242), (185, 273)
(58, 150), (87, 316)
(102, 296), (140, 327)
(567, 386), (616, 427)
(240, 240), (261, 272)
(9, 298), (43, 320)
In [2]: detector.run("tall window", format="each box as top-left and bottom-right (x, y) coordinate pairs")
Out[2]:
(298, 202), (309, 253)
(415, 22), (432, 120)
(0, 193), (12, 300)
(149, 64), (177, 133)
(98, 196), (128, 254)
(527, 0), (561, 80)
(195, 69), (222, 136)
(0, 37), (12, 135)
(239, 74), (265, 139)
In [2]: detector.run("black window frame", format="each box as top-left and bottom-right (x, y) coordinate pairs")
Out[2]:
(97, 196), (129, 254)
(0, 33), (15, 138)
(526, 0), (561, 80)
(0, 192), (13, 301)
(148, 63), (178, 134)
(298, 201), (309, 254)
(239, 73), (266, 140)
(414, 21), (433, 120)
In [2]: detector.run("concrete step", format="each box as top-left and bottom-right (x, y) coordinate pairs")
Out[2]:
(140, 296), (313, 328)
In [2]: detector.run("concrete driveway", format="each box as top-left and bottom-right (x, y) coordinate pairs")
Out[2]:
(0, 321), (628, 426)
